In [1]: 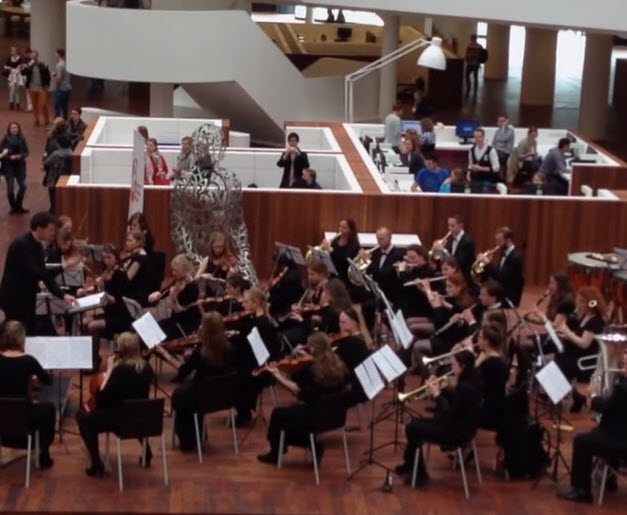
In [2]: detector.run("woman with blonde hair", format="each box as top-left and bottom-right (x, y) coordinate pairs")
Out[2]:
(171, 311), (236, 450)
(195, 230), (239, 297)
(257, 332), (348, 464)
(78, 332), (153, 477)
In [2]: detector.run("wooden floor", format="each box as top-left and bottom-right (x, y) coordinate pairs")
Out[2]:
(0, 35), (626, 515)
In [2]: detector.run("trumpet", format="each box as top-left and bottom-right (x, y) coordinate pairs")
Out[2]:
(403, 276), (445, 287)
(470, 245), (501, 284)
(422, 344), (478, 366)
(398, 371), (454, 403)
(348, 245), (379, 285)
(428, 231), (451, 266)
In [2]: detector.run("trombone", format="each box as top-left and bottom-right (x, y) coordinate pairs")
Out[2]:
(428, 231), (451, 267)
(398, 371), (454, 403)
(470, 245), (501, 284)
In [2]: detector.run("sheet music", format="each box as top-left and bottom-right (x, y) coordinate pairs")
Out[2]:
(544, 320), (564, 353)
(132, 312), (166, 349)
(378, 344), (407, 377)
(247, 326), (270, 366)
(25, 337), (93, 370)
(72, 292), (105, 310)
(354, 356), (385, 400)
(393, 310), (414, 349)
(535, 361), (572, 404)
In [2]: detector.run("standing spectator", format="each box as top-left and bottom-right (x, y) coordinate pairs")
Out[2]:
(144, 138), (170, 185)
(507, 126), (539, 185)
(492, 114), (515, 172)
(21, 48), (33, 112)
(277, 132), (309, 188)
(468, 127), (500, 183)
(43, 134), (72, 214)
(53, 49), (72, 120)
(384, 104), (403, 153)
(464, 34), (483, 95)
(43, 118), (68, 160)
(170, 136), (195, 181)
(411, 154), (449, 193)
(136, 125), (149, 141)
(0, 122), (29, 215)
(21, 50), (51, 127)
(4, 46), (24, 110)
(418, 117), (436, 154)
(539, 138), (571, 195)
(68, 108), (87, 149)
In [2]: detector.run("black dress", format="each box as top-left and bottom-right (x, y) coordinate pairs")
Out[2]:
(478, 356), (509, 431)
(124, 253), (151, 306)
(330, 239), (360, 284)
(159, 282), (201, 340)
(398, 264), (435, 318)
(0, 355), (56, 456)
(334, 335), (371, 404)
(102, 269), (133, 337)
(171, 346), (237, 450)
(555, 314), (604, 382)
(268, 266), (304, 319)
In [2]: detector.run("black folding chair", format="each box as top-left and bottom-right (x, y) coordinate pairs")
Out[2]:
(0, 398), (39, 488)
(277, 391), (351, 485)
(171, 373), (239, 464)
(105, 398), (167, 491)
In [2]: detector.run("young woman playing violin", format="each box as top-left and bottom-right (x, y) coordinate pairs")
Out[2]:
(257, 332), (349, 465)
(78, 332), (154, 478)
(148, 254), (201, 341)
(79, 244), (133, 372)
(120, 229), (151, 306)
(127, 212), (155, 254)
(195, 231), (239, 297)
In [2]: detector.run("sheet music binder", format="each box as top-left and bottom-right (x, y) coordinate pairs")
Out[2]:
(66, 292), (106, 315)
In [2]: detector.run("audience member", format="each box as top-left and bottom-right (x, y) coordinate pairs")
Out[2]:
(144, 138), (170, 185)
(401, 137), (425, 177)
(21, 50), (51, 127)
(384, 104), (403, 153)
(464, 34), (483, 95)
(492, 114), (515, 171)
(43, 134), (72, 214)
(507, 126), (539, 185)
(277, 132), (309, 188)
(418, 117), (436, 154)
(68, 108), (87, 149)
(171, 136), (195, 181)
(0, 122), (29, 214)
(411, 154), (449, 193)
(412, 89), (433, 119)
(304, 169), (322, 190)
(468, 127), (500, 183)
(53, 49), (72, 120)
(4, 46), (24, 110)
(539, 137), (570, 195)
(439, 168), (468, 193)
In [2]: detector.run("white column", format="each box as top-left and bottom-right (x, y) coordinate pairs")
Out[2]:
(520, 27), (557, 106)
(306, 6), (315, 23)
(423, 17), (433, 38)
(378, 14), (400, 121)
(578, 33), (613, 140)
(30, 0), (66, 68)
(149, 83), (174, 117)
(484, 24), (510, 80)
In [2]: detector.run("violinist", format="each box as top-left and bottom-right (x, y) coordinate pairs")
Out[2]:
(148, 254), (201, 340)
(555, 287), (606, 413)
(320, 218), (360, 284)
(234, 287), (281, 426)
(317, 278), (353, 334)
(267, 253), (304, 320)
(171, 312), (237, 450)
(78, 332), (154, 478)
(202, 273), (248, 316)
(120, 229), (151, 306)
(257, 332), (349, 465)
(80, 244), (133, 372)
(0, 321), (55, 469)
(127, 212), (155, 254)
(195, 231), (239, 297)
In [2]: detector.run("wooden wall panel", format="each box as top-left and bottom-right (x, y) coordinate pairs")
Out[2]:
(56, 179), (627, 286)
(571, 165), (627, 195)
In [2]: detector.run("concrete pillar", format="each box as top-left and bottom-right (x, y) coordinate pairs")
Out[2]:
(578, 33), (613, 140)
(149, 83), (174, 117)
(378, 14), (400, 121)
(306, 6), (315, 24)
(520, 27), (557, 106)
(30, 0), (66, 69)
(423, 17), (433, 38)
(484, 24), (510, 80)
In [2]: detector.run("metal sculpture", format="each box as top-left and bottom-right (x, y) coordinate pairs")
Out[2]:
(170, 123), (257, 283)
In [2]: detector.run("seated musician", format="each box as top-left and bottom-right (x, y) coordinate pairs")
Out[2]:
(46, 226), (83, 271)
(320, 218), (360, 285)
(476, 227), (524, 307)
(120, 229), (151, 306)
(127, 212), (155, 254)
(316, 278), (353, 334)
(234, 287), (282, 426)
(210, 273), (249, 316)
(463, 279), (505, 330)
(558, 348), (627, 503)
(555, 286), (606, 413)
(363, 227), (405, 309)
(78, 332), (154, 478)
(395, 350), (483, 486)
(432, 256), (463, 295)
(195, 231), (239, 297)
(268, 253), (304, 320)
(527, 272), (575, 332)
(0, 321), (55, 469)
(80, 244), (133, 372)
(335, 308), (372, 404)
(257, 332), (349, 464)
(148, 254), (201, 340)
(397, 244), (436, 318)
(171, 311), (237, 451)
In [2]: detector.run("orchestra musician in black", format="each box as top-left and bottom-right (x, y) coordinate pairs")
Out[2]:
(321, 218), (360, 285)
(362, 226), (404, 308)
(433, 214), (475, 286)
(268, 253), (304, 321)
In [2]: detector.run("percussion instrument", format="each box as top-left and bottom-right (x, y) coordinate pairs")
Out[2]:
(567, 252), (618, 297)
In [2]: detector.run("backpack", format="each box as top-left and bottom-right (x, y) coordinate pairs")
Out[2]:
(479, 47), (489, 64)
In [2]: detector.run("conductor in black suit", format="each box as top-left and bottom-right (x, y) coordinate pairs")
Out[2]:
(363, 227), (404, 308)
(433, 214), (475, 283)
(0, 212), (75, 334)
(480, 226), (525, 307)
(277, 132), (310, 188)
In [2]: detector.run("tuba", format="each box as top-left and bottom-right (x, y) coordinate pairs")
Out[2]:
(471, 245), (501, 284)
(428, 231), (451, 267)
(348, 245), (379, 285)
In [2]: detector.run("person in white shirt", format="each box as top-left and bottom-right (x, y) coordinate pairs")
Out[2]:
(384, 104), (403, 153)
(468, 127), (500, 184)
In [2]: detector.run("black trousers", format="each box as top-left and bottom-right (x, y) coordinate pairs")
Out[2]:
(78, 409), (149, 466)
(403, 418), (457, 473)
(171, 381), (198, 451)
(465, 65), (479, 92)
(571, 429), (626, 492)
(3, 402), (56, 455)
(267, 403), (316, 454)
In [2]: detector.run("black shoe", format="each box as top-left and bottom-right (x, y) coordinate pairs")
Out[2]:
(39, 453), (54, 469)
(605, 476), (618, 493)
(557, 488), (592, 503)
(404, 471), (430, 487)
(234, 413), (252, 428)
(9, 208), (18, 215)
(257, 451), (278, 464)
(139, 446), (153, 468)
(85, 463), (105, 477)
(394, 462), (411, 475)
(16, 207), (29, 214)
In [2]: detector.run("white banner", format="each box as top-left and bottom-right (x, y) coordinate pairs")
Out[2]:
(128, 130), (145, 218)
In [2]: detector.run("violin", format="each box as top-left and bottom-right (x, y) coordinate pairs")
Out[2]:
(252, 353), (314, 377)
(266, 266), (288, 291)
(223, 310), (254, 328)
(120, 246), (141, 263)
(163, 332), (201, 352)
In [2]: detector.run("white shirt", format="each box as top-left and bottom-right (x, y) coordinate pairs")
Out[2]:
(379, 245), (394, 268)
(468, 144), (500, 173)
(451, 231), (464, 255)
(499, 244), (514, 268)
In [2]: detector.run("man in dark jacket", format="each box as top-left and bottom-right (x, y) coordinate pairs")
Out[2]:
(21, 50), (51, 126)
(277, 132), (309, 188)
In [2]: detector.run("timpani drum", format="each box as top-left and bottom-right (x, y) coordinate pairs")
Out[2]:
(567, 252), (617, 296)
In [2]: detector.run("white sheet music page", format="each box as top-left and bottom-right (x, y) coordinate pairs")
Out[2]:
(354, 357), (384, 400)
(363, 356), (385, 394)
(132, 312), (167, 349)
(247, 326), (270, 366)
(544, 321), (564, 353)
(535, 361), (572, 404)
(25, 337), (92, 370)
(379, 344), (407, 377)
(394, 310), (414, 350)
(74, 292), (106, 310)
(69, 337), (93, 369)
(372, 348), (397, 382)
(25, 337), (48, 368)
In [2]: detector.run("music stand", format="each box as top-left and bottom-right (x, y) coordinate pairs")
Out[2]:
(79, 244), (104, 265)
(533, 361), (572, 486)
(132, 312), (171, 404)
(307, 248), (338, 276)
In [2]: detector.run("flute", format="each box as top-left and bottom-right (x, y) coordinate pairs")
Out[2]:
(403, 276), (445, 287)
